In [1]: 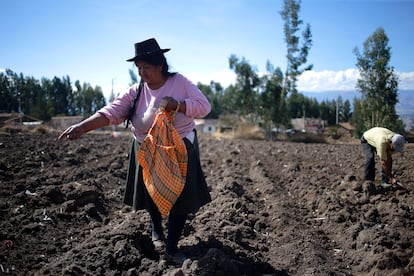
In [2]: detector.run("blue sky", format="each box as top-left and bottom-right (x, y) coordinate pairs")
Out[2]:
(1, 0), (413, 100)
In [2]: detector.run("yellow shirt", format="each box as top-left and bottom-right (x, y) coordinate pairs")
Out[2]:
(363, 127), (395, 161)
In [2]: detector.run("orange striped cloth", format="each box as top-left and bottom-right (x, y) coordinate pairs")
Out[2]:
(137, 110), (188, 218)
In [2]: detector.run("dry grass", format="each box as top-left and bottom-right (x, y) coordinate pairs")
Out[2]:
(214, 121), (266, 140)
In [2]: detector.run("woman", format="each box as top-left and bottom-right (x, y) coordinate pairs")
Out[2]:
(59, 38), (212, 265)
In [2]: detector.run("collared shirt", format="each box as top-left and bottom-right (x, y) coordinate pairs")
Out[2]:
(363, 127), (395, 160)
(98, 73), (211, 143)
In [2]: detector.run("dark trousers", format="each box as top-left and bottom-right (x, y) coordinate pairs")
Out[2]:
(148, 200), (187, 255)
(361, 138), (389, 183)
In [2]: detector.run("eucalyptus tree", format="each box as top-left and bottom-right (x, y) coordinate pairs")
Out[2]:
(48, 76), (73, 116)
(342, 99), (352, 123)
(228, 54), (260, 117)
(128, 67), (138, 86)
(287, 92), (319, 119)
(280, 0), (313, 97)
(259, 62), (284, 128)
(197, 81), (223, 119)
(73, 81), (106, 117)
(0, 69), (19, 112)
(353, 27), (404, 132)
(88, 85), (106, 115)
(22, 76), (46, 119)
(351, 98), (369, 137)
(220, 84), (241, 115)
(319, 99), (336, 125)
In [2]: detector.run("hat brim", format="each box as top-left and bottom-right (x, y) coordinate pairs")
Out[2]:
(126, 48), (170, 62)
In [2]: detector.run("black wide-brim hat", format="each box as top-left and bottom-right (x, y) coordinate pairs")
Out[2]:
(126, 38), (170, 62)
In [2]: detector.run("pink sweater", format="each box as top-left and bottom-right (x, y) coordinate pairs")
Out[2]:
(98, 73), (211, 142)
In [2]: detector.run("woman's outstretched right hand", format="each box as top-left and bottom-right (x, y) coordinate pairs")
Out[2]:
(58, 124), (84, 140)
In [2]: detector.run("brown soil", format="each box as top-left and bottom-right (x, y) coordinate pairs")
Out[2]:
(0, 130), (413, 275)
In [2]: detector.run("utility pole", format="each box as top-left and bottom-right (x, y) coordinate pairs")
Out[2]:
(18, 93), (22, 124)
(336, 97), (339, 125)
(109, 78), (117, 103)
(302, 104), (306, 131)
(111, 78), (114, 95)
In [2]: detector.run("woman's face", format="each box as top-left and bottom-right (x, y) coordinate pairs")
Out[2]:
(135, 61), (163, 86)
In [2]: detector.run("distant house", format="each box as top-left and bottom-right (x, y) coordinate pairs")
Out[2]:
(194, 119), (218, 134)
(0, 113), (12, 127)
(336, 122), (356, 137)
(291, 117), (327, 134)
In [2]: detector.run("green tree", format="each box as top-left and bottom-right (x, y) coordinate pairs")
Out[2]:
(45, 76), (74, 116)
(0, 73), (10, 112)
(220, 84), (240, 115)
(287, 92), (305, 119)
(72, 81), (106, 117)
(228, 55), (260, 117)
(23, 76), (49, 120)
(259, 62), (285, 127)
(41, 78), (56, 117)
(197, 81), (223, 119)
(280, 0), (313, 97)
(308, 98), (320, 118)
(0, 70), (19, 112)
(73, 80), (84, 115)
(342, 99), (352, 122)
(286, 92), (319, 120)
(10, 71), (25, 114)
(1, 69), (107, 120)
(90, 85), (106, 115)
(319, 99), (336, 125)
(353, 27), (404, 132)
(129, 68), (138, 86)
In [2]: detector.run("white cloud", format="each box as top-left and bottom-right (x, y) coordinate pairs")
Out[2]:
(398, 71), (414, 90)
(187, 68), (362, 92)
(298, 69), (414, 92)
(298, 69), (360, 92)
